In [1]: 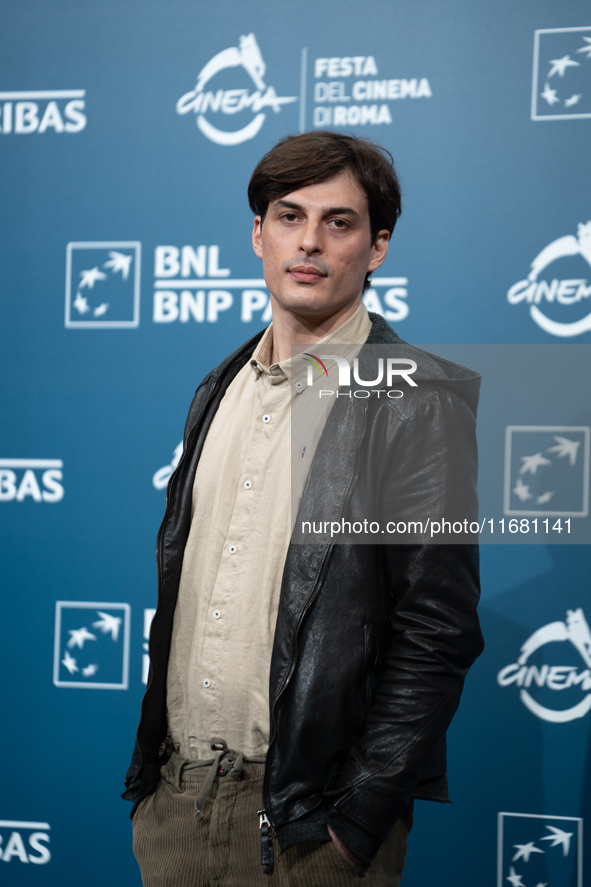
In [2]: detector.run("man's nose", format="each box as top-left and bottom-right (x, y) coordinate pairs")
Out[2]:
(299, 220), (324, 255)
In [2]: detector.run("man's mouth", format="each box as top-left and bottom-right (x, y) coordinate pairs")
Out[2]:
(288, 265), (327, 283)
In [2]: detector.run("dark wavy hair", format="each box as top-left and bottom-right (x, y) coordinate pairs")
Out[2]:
(248, 131), (402, 291)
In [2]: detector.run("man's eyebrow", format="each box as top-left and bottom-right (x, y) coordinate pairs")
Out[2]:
(273, 199), (361, 219)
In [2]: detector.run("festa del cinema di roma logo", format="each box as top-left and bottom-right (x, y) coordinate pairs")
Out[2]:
(497, 607), (591, 723)
(508, 222), (591, 337)
(176, 33), (297, 145)
(175, 33), (433, 145)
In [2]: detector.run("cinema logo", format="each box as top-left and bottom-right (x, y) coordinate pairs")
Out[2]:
(497, 608), (591, 723)
(508, 221), (591, 337)
(176, 33), (297, 146)
(0, 820), (50, 864)
(0, 459), (64, 503)
(304, 353), (417, 399)
(0, 90), (86, 134)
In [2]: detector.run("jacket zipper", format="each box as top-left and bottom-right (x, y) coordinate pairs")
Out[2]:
(261, 401), (370, 835)
(134, 375), (222, 779)
(258, 809), (274, 875)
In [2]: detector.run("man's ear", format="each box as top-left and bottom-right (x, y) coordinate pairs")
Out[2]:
(252, 216), (263, 258)
(367, 229), (390, 273)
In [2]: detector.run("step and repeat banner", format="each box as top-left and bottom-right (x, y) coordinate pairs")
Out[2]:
(1, 1), (590, 884)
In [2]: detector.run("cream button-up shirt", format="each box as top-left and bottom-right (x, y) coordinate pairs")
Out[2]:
(166, 302), (372, 760)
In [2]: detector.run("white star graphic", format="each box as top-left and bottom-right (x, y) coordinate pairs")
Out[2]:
(92, 611), (122, 642)
(73, 292), (90, 314)
(103, 250), (133, 279)
(565, 94), (582, 107)
(512, 841), (544, 863)
(519, 453), (552, 476)
(536, 491), (554, 505)
(540, 825), (573, 856)
(576, 36), (591, 59)
(79, 267), (107, 289)
(81, 663), (99, 677)
(548, 55), (580, 77)
(506, 866), (525, 887)
(61, 650), (79, 674)
(541, 83), (560, 106)
(67, 627), (97, 650)
(548, 435), (580, 466)
(513, 477), (532, 502)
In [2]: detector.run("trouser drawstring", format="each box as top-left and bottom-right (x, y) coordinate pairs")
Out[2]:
(187, 738), (265, 822)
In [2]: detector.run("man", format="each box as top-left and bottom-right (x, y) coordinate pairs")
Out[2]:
(124, 131), (483, 886)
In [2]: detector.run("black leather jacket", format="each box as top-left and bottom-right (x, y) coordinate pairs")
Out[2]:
(124, 314), (484, 865)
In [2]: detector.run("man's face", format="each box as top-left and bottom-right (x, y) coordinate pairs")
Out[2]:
(252, 171), (389, 321)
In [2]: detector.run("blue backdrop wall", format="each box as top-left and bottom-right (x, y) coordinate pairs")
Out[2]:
(1, 2), (590, 885)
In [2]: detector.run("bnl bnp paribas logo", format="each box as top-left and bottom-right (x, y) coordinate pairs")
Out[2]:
(498, 812), (582, 887)
(64, 241), (409, 328)
(507, 222), (591, 337)
(532, 26), (591, 120)
(0, 458), (64, 503)
(53, 602), (130, 689)
(0, 89), (86, 134)
(153, 244), (410, 325)
(176, 33), (298, 145)
(65, 242), (141, 328)
(0, 820), (51, 865)
(504, 427), (589, 517)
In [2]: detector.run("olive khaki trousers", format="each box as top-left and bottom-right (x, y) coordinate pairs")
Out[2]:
(133, 751), (412, 887)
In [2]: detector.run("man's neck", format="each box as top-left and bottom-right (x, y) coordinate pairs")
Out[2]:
(270, 297), (363, 365)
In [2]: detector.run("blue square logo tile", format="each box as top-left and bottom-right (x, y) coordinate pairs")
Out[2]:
(532, 27), (591, 120)
(65, 242), (141, 328)
(504, 426), (590, 516)
(498, 812), (583, 887)
(53, 601), (130, 689)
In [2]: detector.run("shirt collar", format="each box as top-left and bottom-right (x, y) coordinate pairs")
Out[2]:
(250, 324), (288, 384)
(249, 301), (372, 386)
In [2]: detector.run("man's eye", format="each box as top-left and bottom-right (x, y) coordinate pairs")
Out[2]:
(282, 213), (298, 222)
(331, 219), (348, 228)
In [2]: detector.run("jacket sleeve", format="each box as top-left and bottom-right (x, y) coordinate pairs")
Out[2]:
(326, 390), (484, 863)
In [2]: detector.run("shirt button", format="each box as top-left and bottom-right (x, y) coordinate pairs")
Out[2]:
(213, 609), (221, 619)
(202, 678), (211, 688)
(244, 479), (252, 490)
(228, 544), (237, 554)
(262, 414), (271, 424)
(295, 381), (303, 390)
